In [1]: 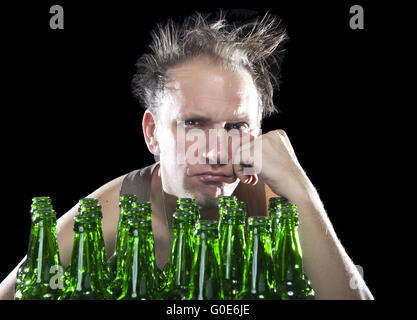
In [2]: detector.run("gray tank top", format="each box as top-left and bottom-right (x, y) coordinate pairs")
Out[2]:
(119, 161), (267, 217)
(119, 162), (160, 201)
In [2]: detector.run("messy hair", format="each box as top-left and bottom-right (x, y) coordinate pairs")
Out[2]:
(131, 11), (288, 119)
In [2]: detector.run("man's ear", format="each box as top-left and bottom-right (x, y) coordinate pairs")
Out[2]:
(142, 109), (160, 156)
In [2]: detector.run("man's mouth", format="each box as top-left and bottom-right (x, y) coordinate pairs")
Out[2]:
(196, 171), (234, 182)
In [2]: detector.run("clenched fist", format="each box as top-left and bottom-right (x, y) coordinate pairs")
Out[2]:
(232, 129), (314, 205)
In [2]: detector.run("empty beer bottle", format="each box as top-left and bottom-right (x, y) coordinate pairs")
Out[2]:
(78, 200), (110, 285)
(218, 196), (237, 217)
(117, 215), (160, 300)
(108, 194), (138, 279)
(188, 220), (223, 300)
(237, 201), (246, 210)
(162, 209), (195, 299)
(62, 214), (112, 299)
(273, 203), (315, 300)
(15, 197), (54, 294)
(31, 197), (53, 211)
(218, 196), (238, 235)
(138, 201), (152, 218)
(176, 198), (200, 238)
(177, 198), (195, 206)
(237, 216), (280, 300)
(135, 201), (166, 292)
(219, 207), (246, 300)
(15, 207), (63, 300)
(108, 204), (151, 298)
(269, 197), (288, 253)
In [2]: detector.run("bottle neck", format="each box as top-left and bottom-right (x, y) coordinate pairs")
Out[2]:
(244, 226), (274, 294)
(274, 217), (304, 281)
(121, 223), (158, 299)
(219, 220), (246, 256)
(115, 206), (143, 254)
(68, 222), (107, 293)
(166, 220), (194, 289)
(26, 216), (60, 284)
(219, 219), (246, 295)
(114, 210), (130, 255)
(190, 229), (223, 299)
(126, 223), (156, 264)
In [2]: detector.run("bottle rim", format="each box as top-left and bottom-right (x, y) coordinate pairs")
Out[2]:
(195, 219), (218, 231)
(248, 216), (271, 227)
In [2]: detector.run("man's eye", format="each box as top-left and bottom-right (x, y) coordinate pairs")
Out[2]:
(184, 120), (199, 127)
(226, 123), (248, 131)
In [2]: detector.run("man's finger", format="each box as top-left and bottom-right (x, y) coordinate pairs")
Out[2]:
(233, 163), (259, 186)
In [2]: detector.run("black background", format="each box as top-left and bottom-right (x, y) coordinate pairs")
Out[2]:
(0, 0), (392, 304)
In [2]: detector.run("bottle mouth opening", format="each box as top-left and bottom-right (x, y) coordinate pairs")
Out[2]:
(248, 216), (270, 223)
(217, 196), (237, 206)
(119, 194), (138, 206)
(177, 198), (196, 205)
(128, 218), (152, 231)
(31, 196), (52, 203)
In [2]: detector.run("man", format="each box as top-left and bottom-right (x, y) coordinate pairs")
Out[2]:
(0, 12), (373, 300)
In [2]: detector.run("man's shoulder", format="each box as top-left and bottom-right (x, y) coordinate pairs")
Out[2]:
(88, 173), (127, 205)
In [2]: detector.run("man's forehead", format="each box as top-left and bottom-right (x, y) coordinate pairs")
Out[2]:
(158, 57), (261, 124)
(165, 68), (259, 122)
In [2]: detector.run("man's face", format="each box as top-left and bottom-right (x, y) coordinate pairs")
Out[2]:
(154, 56), (261, 207)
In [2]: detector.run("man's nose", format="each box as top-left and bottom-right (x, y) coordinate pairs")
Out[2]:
(201, 128), (232, 165)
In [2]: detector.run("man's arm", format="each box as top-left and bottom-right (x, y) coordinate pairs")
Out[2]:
(237, 130), (374, 300)
(295, 188), (373, 299)
(266, 182), (373, 299)
(0, 174), (125, 300)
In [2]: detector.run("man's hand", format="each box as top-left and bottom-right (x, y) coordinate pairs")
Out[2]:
(232, 129), (314, 205)
(232, 129), (374, 299)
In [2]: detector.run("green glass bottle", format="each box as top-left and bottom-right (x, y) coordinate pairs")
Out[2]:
(62, 214), (112, 300)
(175, 199), (200, 234)
(269, 197), (288, 253)
(135, 201), (166, 293)
(273, 203), (315, 300)
(218, 196), (238, 235)
(237, 201), (246, 210)
(78, 200), (110, 285)
(108, 194), (138, 279)
(137, 201), (152, 219)
(237, 216), (280, 300)
(162, 209), (195, 300)
(117, 215), (160, 300)
(177, 198), (196, 205)
(15, 207), (63, 300)
(218, 196), (237, 217)
(188, 220), (223, 300)
(108, 204), (149, 298)
(15, 197), (54, 293)
(175, 199), (200, 247)
(219, 207), (247, 300)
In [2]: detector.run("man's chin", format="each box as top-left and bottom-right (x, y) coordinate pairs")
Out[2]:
(186, 179), (238, 207)
(190, 191), (218, 208)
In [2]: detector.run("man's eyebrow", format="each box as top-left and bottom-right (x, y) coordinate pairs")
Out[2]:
(176, 113), (250, 122)
(177, 114), (213, 122)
